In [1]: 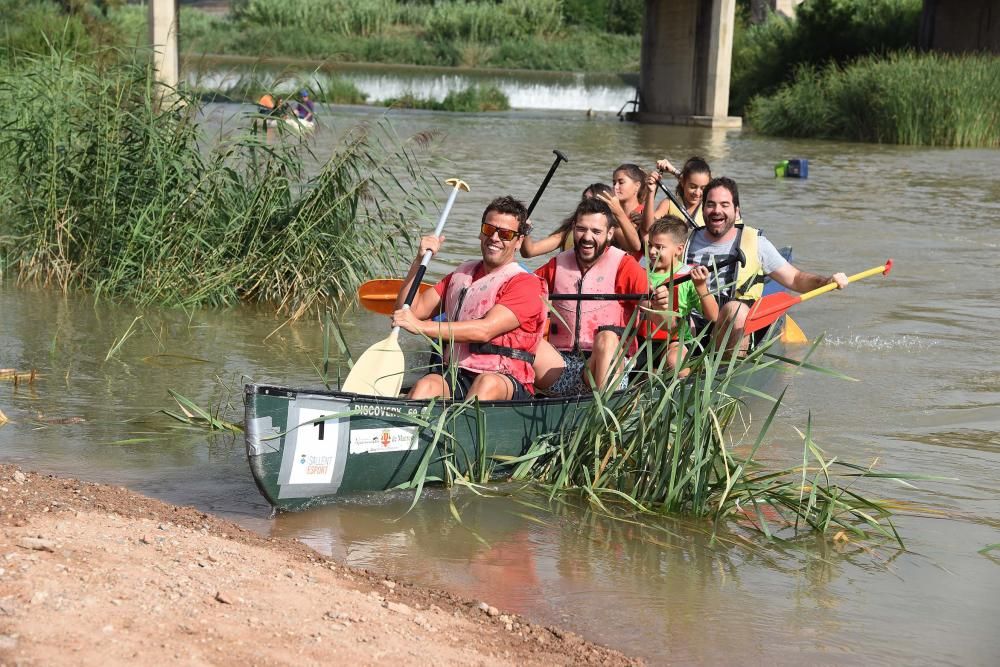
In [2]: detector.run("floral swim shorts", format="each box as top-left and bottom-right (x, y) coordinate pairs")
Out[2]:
(542, 351), (630, 397)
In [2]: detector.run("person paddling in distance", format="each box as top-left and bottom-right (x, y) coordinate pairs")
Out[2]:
(650, 156), (712, 229)
(520, 183), (614, 259)
(641, 217), (719, 376)
(595, 164), (645, 259)
(391, 196), (547, 401)
(651, 177), (848, 355)
(531, 197), (649, 395)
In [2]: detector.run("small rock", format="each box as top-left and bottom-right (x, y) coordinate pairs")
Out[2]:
(214, 591), (232, 605)
(487, 606), (499, 618)
(477, 601), (490, 613)
(206, 553), (219, 563)
(17, 537), (55, 552)
(0, 635), (18, 651)
(30, 591), (48, 605)
(385, 601), (411, 616)
(12, 471), (26, 485)
(382, 579), (396, 590)
(102, 625), (114, 634)
(283, 569), (294, 578)
(139, 535), (153, 545)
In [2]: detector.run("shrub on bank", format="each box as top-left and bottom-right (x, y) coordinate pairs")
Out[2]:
(731, 0), (922, 114)
(382, 85), (510, 112)
(0, 51), (436, 316)
(746, 52), (1000, 147)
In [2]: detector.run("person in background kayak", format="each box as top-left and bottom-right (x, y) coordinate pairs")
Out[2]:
(641, 216), (718, 375)
(391, 196), (547, 401)
(650, 156), (712, 229)
(295, 89), (315, 122)
(531, 197), (648, 395)
(520, 183), (614, 259)
(595, 163), (645, 260)
(651, 177), (847, 355)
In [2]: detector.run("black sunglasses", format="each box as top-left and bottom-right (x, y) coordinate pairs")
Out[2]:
(481, 222), (520, 242)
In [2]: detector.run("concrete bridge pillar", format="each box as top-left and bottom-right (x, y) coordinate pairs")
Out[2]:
(638, 0), (742, 127)
(148, 0), (180, 90)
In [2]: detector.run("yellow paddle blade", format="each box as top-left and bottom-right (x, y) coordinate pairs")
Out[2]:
(340, 331), (404, 397)
(780, 315), (808, 344)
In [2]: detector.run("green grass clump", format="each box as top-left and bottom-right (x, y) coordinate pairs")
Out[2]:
(383, 85), (510, 112)
(499, 326), (914, 545)
(0, 49), (437, 317)
(747, 52), (1000, 147)
(103, 0), (639, 73)
(731, 0), (922, 114)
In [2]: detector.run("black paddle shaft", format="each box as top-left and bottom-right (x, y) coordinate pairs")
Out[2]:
(548, 252), (745, 301)
(656, 179), (699, 230)
(526, 149), (568, 217)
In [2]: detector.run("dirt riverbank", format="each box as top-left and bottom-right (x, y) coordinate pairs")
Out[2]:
(0, 464), (638, 666)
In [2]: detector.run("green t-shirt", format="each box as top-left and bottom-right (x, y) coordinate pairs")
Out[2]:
(649, 264), (699, 340)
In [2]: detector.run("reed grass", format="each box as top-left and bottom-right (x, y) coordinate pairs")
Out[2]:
(731, 0), (921, 114)
(747, 52), (1000, 147)
(0, 49), (438, 316)
(105, 2), (639, 73)
(383, 85), (510, 112)
(496, 329), (916, 545)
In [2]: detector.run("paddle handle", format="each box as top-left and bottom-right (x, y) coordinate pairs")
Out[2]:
(394, 179), (469, 338)
(400, 178), (470, 310)
(526, 149), (568, 217)
(656, 179), (698, 229)
(798, 259), (893, 304)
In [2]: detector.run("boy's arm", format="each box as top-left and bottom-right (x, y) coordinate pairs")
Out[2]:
(691, 266), (719, 322)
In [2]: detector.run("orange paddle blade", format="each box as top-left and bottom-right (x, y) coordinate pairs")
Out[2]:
(358, 279), (430, 315)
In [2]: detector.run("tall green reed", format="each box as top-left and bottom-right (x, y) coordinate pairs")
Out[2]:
(0, 49), (438, 316)
(747, 52), (1000, 147)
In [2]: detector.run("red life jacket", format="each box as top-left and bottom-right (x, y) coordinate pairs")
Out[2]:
(548, 247), (635, 354)
(443, 260), (546, 389)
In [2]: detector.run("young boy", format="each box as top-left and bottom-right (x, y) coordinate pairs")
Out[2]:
(642, 216), (719, 374)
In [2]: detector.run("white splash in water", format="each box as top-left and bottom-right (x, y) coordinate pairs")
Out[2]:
(824, 334), (937, 350)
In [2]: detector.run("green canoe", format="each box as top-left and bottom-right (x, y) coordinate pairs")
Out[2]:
(244, 384), (618, 511)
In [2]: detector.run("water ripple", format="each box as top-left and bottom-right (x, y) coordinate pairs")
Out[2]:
(823, 334), (937, 351)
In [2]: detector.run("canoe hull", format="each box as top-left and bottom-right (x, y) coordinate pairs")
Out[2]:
(244, 384), (599, 511)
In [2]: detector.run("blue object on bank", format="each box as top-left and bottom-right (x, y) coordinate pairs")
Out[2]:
(776, 158), (809, 178)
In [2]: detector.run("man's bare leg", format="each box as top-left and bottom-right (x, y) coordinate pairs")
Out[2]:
(407, 374), (451, 400)
(713, 301), (751, 357)
(532, 339), (567, 392)
(467, 372), (515, 401)
(588, 330), (625, 390)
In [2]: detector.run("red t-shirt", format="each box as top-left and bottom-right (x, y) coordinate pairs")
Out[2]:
(434, 264), (544, 336)
(534, 252), (648, 324)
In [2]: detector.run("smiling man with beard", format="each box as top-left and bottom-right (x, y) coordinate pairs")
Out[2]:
(655, 177), (848, 353)
(392, 196), (547, 401)
(531, 197), (649, 395)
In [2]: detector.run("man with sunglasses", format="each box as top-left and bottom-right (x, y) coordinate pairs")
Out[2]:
(392, 196), (547, 401)
(531, 197), (649, 395)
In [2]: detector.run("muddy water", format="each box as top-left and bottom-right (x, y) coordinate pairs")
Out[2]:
(2, 104), (1000, 664)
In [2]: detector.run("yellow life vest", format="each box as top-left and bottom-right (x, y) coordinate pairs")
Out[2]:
(732, 224), (765, 300)
(685, 222), (765, 301)
(664, 199), (705, 228)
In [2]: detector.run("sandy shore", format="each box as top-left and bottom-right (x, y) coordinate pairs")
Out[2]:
(0, 464), (638, 666)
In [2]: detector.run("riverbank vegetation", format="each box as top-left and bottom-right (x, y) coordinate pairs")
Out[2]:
(105, 0), (642, 73)
(0, 50), (436, 316)
(747, 52), (1000, 147)
(735, 0), (1000, 146)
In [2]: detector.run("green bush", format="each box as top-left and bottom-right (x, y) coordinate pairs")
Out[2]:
(731, 0), (922, 114)
(746, 52), (1000, 147)
(382, 85), (510, 112)
(0, 50), (435, 315)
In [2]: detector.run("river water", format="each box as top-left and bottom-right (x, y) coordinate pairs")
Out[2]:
(2, 102), (999, 665)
